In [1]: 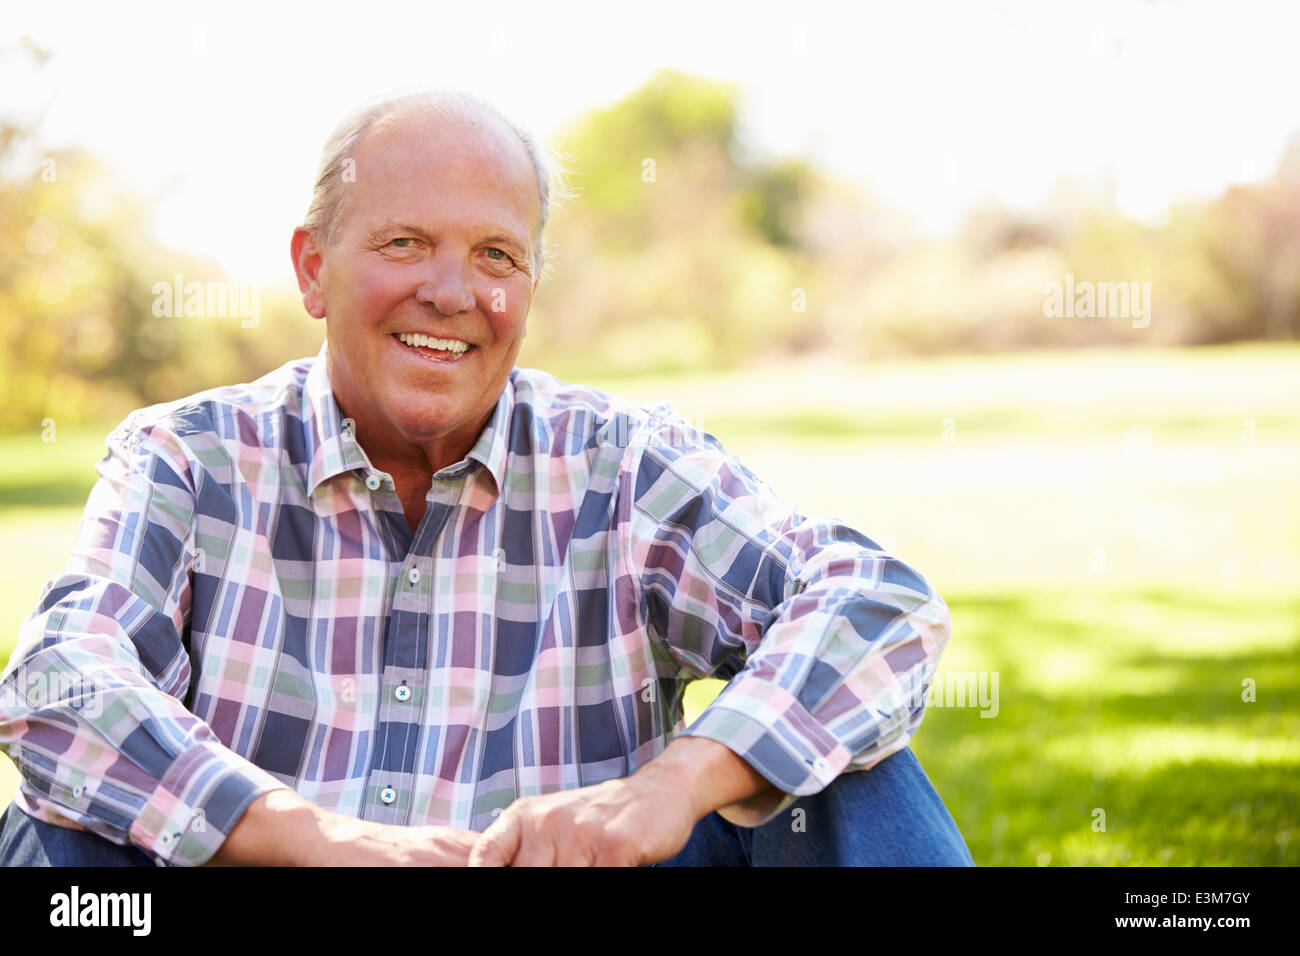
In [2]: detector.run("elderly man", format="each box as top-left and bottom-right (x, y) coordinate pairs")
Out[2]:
(0, 91), (972, 867)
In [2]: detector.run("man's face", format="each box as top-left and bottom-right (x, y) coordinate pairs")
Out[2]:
(294, 111), (540, 466)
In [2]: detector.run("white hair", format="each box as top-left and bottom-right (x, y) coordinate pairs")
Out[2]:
(302, 89), (570, 278)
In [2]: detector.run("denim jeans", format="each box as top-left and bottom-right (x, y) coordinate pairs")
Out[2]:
(0, 746), (972, 866)
(0, 804), (157, 866)
(654, 745), (974, 866)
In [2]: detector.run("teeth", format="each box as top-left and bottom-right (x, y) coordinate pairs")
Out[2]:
(397, 333), (470, 354)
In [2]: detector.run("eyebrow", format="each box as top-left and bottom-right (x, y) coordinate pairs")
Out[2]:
(368, 221), (529, 255)
(367, 221), (432, 243)
(479, 233), (529, 255)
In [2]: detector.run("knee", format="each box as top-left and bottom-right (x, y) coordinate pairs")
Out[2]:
(754, 747), (975, 866)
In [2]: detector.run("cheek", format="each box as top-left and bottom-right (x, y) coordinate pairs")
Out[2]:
(487, 308), (525, 340)
(336, 264), (410, 322)
(482, 280), (531, 339)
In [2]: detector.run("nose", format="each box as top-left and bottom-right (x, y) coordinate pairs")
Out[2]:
(414, 251), (476, 316)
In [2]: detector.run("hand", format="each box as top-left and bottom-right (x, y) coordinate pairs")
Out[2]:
(467, 762), (699, 867)
(467, 736), (777, 866)
(308, 816), (479, 867)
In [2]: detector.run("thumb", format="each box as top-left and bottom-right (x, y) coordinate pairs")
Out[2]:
(468, 811), (520, 867)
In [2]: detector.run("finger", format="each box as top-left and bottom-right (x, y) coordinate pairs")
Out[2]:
(510, 826), (559, 867)
(554, 822), (600, 867)
(592, 846), (639, 867)
(555, 841), (598, 867)
(468, 812), (522, 867)
(590, 824), (644, 867)
(435, 829), (479, 865)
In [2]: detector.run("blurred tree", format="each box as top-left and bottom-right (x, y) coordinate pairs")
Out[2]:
(3, 53), (1296, 425)
(0, 144), (324, 430)
(526, 69), (836, 375)
(0, 38), (322, 431)
(562, 68), (738, 223)
(1197, 182), (1300, 342)
(734, 158), (818, 248)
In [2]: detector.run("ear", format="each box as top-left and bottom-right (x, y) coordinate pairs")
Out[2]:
(291, 226), (327, 319)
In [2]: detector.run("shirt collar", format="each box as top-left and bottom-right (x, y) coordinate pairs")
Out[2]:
(304, 342), (513, 499)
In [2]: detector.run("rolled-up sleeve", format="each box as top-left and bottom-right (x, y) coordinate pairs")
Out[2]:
(0, 415), (287, 865)
(623, 408), (951, 826)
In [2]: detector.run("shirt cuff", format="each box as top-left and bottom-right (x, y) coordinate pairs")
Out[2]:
(675, 674), (854, 828)
(129, 740), (290, 866)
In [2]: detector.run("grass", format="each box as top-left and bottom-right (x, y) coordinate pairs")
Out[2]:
(2, 342), (1298, 864)
(911, 588), (1298, 865)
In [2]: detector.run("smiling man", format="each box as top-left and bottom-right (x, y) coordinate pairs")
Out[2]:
(0, 91), (973, 867)
(300, 101), (539, 536)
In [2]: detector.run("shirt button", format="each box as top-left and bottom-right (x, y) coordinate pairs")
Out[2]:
(394, 684), (411, 702)
(380, 787), (396, 805)
(407, 568), (420, 585)
(365, 474), (382, 491)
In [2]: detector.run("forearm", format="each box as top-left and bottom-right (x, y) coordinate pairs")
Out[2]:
(636, 735), (782, 827)
(206, 789), (326, 866)
(1, 624), (292, 865)
(209, 789), (484, 867)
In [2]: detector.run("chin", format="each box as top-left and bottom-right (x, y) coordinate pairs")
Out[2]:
(384, 398), (464, 436)
(388, 402), (453, 432)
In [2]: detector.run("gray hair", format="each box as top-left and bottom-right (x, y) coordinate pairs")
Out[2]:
(302, 89), (570, 279)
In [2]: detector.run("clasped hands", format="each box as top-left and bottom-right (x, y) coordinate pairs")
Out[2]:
(333, 736), (755, 867)
(211, 735), (776, 867)
(469, 761), (701, 867)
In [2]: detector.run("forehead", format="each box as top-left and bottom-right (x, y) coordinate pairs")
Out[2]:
(347, 110), (539, 237)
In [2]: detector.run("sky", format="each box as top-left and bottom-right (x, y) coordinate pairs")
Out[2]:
(6, 0), (1299, 283)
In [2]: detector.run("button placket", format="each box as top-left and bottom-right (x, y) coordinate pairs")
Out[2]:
(365, 475), (463, 823)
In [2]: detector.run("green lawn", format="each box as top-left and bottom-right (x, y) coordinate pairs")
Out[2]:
(2, 343), (1297, 864)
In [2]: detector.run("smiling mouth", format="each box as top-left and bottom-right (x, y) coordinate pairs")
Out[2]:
(393, 332), (474, 363)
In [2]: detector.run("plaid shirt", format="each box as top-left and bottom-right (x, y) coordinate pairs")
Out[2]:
(0, 346), (951, 866)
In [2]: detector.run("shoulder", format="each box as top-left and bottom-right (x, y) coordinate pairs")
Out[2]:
(506, 367), (754, 498)
(104, 355), (316, 469)
(508, 366), (674, 453)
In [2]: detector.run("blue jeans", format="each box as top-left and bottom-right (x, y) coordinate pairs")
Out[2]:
(0, 746), (972, 866)
(654, 745), (973, 866)
(0, 804), (157, 866)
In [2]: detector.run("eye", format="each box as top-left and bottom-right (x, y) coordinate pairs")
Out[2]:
(485, 247), (510, 262)
(388, 237), (418, 248)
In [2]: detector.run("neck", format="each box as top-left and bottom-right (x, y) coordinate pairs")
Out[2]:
(325, 352), (492, 478)
(338, 399), (482, 479)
